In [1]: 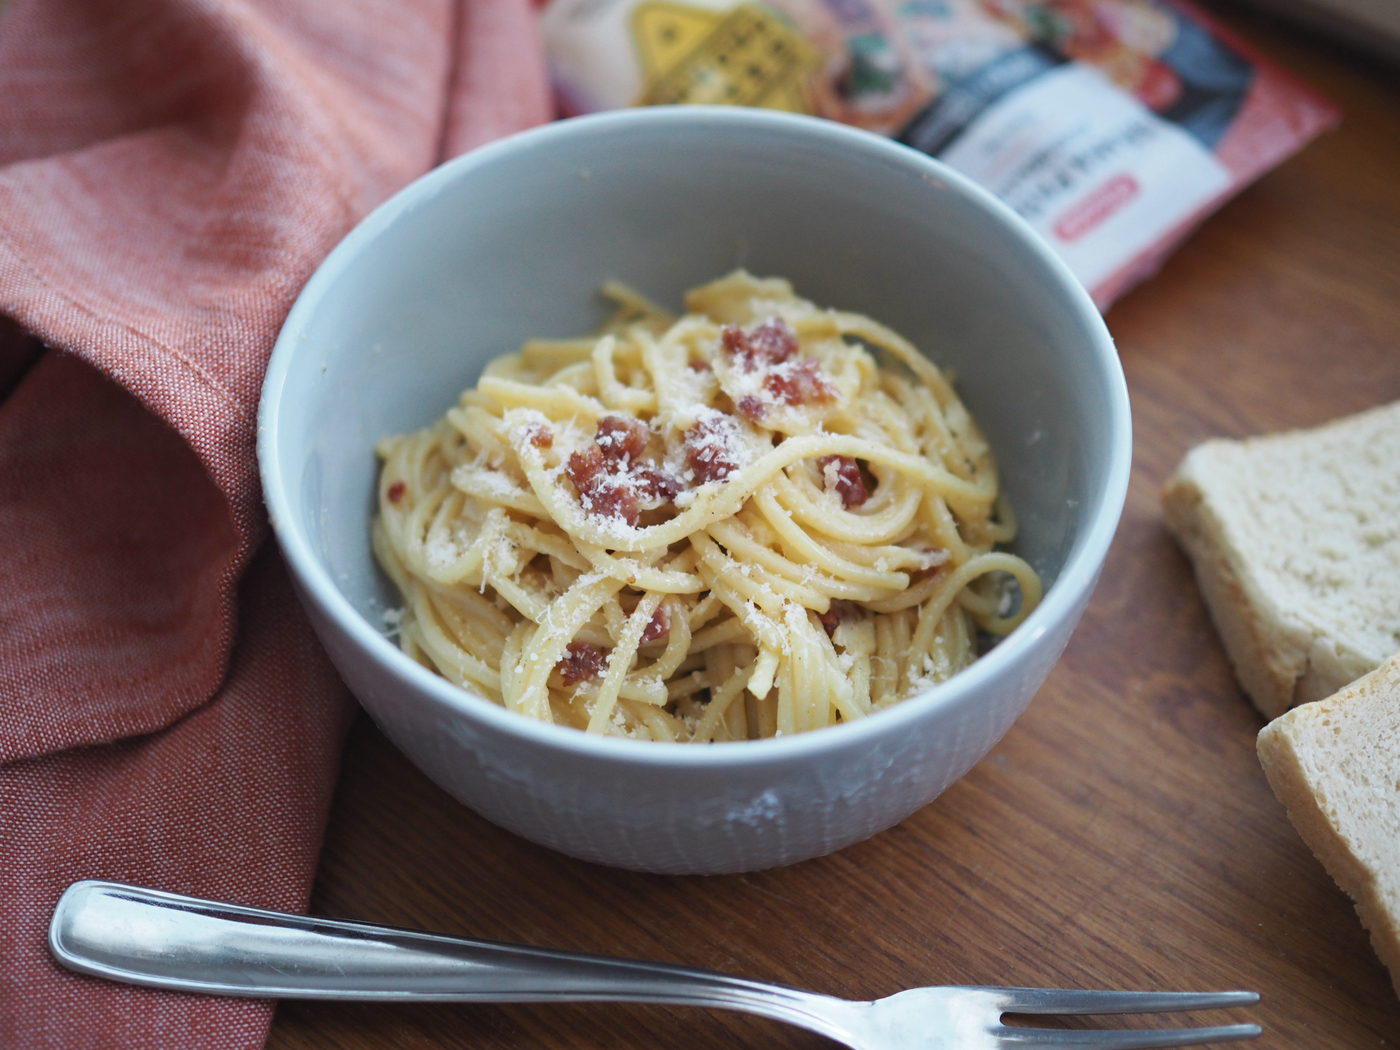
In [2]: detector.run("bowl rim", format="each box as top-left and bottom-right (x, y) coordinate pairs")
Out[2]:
(258, 105), (1132, 771)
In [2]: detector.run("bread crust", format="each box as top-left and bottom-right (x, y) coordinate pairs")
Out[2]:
(1258, 655), (1400, 1000)
(1162, 454), (1300, 720)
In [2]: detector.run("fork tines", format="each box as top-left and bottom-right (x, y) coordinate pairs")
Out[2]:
(993, 988), (1259, 1015)
(987, 988), (1262, 1049)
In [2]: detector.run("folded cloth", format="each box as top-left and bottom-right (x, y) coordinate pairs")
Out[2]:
(0, 0), (551, 1046)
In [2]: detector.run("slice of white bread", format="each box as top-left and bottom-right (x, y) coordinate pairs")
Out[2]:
(1161, 400), (1400, 720)
(1257, 653), (1400, 998)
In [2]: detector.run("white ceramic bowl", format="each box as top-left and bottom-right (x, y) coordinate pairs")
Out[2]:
(259, 107), (1130, 875)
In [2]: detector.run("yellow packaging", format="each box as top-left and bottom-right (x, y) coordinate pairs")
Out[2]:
(543, 0), (935, 135)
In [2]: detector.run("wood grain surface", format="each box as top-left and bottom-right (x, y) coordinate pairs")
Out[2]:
(267, 5), (1400, 1047)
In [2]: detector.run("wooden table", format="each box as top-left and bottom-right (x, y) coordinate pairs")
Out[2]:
(268, 6), (1400, 1047)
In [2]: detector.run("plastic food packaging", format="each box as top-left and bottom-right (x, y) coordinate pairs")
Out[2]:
(541, 0), (1339, 308)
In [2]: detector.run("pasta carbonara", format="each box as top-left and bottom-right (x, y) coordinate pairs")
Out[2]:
(373, 271), (1041, 742)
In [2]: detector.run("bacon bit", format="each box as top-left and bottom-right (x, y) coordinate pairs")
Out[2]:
(526, 423), (553, 448)
(565, 446), (640, 526)
(764, 357), (837, 406)
(588, 484), (640, 526)
(721, 325), (748, 358)
(559, 641), (607, 685)
(685, 414), (742, 483)
(633, 465), (681, 502)
(594, 415), (648, 461)
(819, 454), (868, 509)
(748, 318), (798, 365)
(386, 480), (406, 504)
(687, 358), (711, 372)
(568, 416), (680, 525)
(818, 600), (861, 637)
(721, 318), (798, 373)
(565, 445), (604, 493)
(640, 605), (669, 644)
(736, 395), (765, 421)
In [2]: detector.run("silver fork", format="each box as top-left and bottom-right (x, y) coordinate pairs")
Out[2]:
(51, 881), (1261, 1050)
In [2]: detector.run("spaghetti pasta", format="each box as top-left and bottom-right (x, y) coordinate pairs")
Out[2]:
(373, 271), (1041, 741)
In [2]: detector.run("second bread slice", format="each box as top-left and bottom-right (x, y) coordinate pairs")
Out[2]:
(1258, 653), (1400, 999)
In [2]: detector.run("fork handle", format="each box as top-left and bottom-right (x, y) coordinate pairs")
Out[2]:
(50, 882), (858, 1040)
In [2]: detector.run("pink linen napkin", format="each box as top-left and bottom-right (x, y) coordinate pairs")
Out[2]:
(0, 1), (551, 1045)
